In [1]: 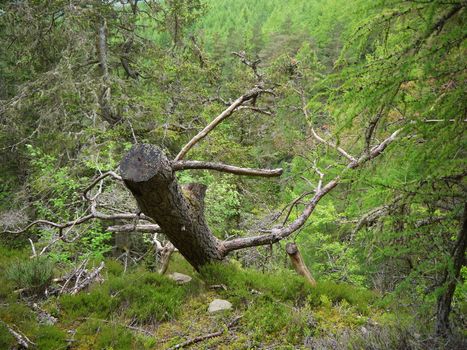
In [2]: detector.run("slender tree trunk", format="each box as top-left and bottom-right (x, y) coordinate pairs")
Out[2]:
(435, 203), (467, 337)
(120, 144), (223, 270)
(97, 17), (119, 125)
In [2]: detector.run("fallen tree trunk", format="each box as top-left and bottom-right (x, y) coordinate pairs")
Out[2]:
(119, 128), (401, 271)
(120, 144), (223, 270)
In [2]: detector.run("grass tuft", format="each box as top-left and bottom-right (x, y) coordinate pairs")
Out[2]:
(6, 256), (54, 296)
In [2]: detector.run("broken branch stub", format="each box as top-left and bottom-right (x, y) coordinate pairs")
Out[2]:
(286, 242), (316, 287)
(119, 144), (222, 270)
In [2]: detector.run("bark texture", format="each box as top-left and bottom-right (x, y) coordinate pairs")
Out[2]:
(97, 18), (119, 125)
(286, 242), (316, 287)
(435, 203), (467, 337)
(120, 144), (222, 270)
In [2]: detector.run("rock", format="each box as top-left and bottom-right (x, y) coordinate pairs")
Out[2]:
(31, 303), (57, 325)
(168, 272), (192, 284)
(208, 299), (232, 313)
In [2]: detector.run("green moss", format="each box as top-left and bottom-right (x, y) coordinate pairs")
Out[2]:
(0, 303), (35, 326)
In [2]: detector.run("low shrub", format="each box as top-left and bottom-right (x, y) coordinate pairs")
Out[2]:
(75, 319), (148, 350)
(307, 280), (377, 314)
(200, 262), (312, 303)
(200, 262), (376, 311)
(35, 325), (67, 349)
(6, 256), (54, 296)
(59, 268), (190, 324)
(243, 295), (310, 343)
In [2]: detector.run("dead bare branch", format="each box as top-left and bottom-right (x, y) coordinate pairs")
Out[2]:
(107, 223), (160, 233)
(350, 128), (402, 169)
(168, 315), (242, 350)
(0, 320), (35, 348)
(232, 51), (262, 81)
(294, 85), (356, 162)
(221, 178), (339, 254)
(311, 128), (357, 162)
(174, 86), (269, 161)
(2, 216), (94, 235)
(237, 105), (274, 116)
(69, 262), (104, 295)
(2, 210), (151, 235)
(221, 128), (403, 254)
(281, 190), (316, 226)
(83, 171), (122, 200)
(172, 160), (283, 177)
(311, 161), (324, 191)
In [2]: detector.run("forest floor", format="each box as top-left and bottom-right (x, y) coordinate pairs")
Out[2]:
(0, 246), (464, 350)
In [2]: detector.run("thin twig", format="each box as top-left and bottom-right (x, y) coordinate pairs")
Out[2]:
(168, 316), (242, 350)
(79, 317), (153, 337)
(83, 171), (122, 200)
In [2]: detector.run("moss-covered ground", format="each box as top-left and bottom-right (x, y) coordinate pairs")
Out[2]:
(0, 248), (421, 349)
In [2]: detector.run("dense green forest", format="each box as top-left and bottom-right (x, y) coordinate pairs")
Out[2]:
(0, 0), (465, 349)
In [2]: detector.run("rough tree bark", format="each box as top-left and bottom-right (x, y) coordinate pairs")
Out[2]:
(97, 17), (120, 125)
(120, 144), (223, 270)
(435, 202), (467, 337)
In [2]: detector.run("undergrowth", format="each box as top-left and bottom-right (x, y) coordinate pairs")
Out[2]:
(200, 262), (376, 313)
(0, 249), (426, 349)
(6, 256), (54, 296)
(58, 265), (194, 324)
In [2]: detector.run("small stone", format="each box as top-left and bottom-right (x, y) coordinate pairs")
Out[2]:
(168, 272), (192, 284)
(208, 299), (232, 313)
